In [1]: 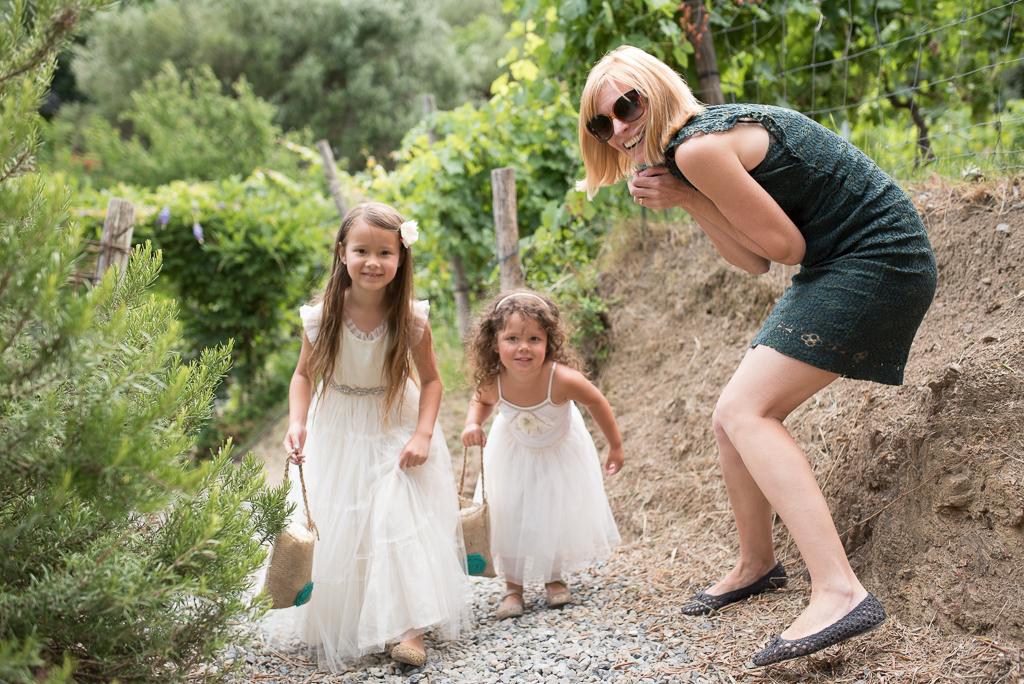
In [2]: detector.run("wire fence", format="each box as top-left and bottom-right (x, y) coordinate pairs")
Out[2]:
(706, 0), (1024, 180)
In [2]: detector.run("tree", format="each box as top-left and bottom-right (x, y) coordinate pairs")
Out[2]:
(440, 0), (510, 100)
(44, 62), (283, 187)
(516, 0), (691, 96)
(0, 2), (288, 681)
(69, 0), (509, 168)
(682, 0), (724, 105)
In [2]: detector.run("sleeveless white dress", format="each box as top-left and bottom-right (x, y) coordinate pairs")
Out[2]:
(274, 299), (469, 672)
(483, 363), (621, 584)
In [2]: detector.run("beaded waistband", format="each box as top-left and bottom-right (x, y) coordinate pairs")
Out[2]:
(329, 382), (385, 396)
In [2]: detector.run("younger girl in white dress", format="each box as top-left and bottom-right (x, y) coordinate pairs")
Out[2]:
(282, 202), (468, 671)
(462, 289), (623, 619)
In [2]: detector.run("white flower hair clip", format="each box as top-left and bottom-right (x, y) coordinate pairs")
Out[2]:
(399, 220), (419, 248)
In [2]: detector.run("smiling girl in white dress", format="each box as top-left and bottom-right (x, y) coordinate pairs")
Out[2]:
(461, 289), (623, 620)
(282, 202), (468, 671)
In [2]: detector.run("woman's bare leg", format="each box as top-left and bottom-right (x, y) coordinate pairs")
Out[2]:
(715, 346), (866, 639)
(705, 399), (778, 593)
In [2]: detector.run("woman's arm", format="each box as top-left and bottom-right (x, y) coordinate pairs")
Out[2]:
(554, 367), (624, 475)
(283, 333), (315, 463)
(674, 134), (806, 266)
(629, 167), (771, 274)
(682, 195), (774, 274)
(401, 321), (442, 468)
(461, 383), (497, 447)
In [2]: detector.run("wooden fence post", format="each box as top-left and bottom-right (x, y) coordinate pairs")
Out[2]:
(421, 93), (436, 121)
(491, 167), (524, 291)
(450, 253), (471, 339)
(316, 139), (348, 219)
(94, 197), (135, 282)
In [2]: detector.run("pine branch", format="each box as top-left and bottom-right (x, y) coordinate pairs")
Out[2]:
(0, 267), (12, 302)
(2, 333), (65, 391)
(0, 304), (33, 358)
(0, 146), (34, 185)
(0, 7), (79, 89)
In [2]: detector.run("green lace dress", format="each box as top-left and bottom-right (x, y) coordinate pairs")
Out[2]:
(664, 104), (937, 385)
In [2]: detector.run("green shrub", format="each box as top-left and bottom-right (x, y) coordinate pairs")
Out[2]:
(0, 3), (289, 680)
(44, 62), (283, 188)
(370, 31), (635, 363)
(369, 63), (581, 301)
(75, 171), (337, 447)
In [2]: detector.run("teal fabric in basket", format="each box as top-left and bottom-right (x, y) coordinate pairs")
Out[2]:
(467, 553), (488, 576)
(294, 581), (314, 607)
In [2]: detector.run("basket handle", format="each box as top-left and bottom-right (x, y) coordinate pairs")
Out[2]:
(283, 458), (320, 539)
(459, 445), (486, 503)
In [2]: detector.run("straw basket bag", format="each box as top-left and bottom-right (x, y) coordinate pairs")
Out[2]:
(458, 446), (495, 578)
(264, 459), (319, 609)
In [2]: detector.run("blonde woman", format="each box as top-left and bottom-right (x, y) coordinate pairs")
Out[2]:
(578, 45), (935, 666)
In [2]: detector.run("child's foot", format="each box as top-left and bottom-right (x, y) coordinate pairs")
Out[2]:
(390, 635), (426, 667)
(545, 581), (572, 608)
(496, 590), (525, 619)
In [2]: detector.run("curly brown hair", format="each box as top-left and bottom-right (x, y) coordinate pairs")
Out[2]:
(467, 289), (581, 390)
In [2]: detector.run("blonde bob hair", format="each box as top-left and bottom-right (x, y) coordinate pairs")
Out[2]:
(578, 45), (704, 199)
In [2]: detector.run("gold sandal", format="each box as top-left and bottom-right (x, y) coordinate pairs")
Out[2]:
(495, 590), (525, 619)
(545, 581), (572, 608)
(390, 643), (427, 667)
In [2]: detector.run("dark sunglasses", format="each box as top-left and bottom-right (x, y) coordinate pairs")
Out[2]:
(586, 89), (645, 143)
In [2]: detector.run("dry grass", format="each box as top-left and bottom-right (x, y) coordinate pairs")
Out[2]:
(594, 541), (1023, 683)
(591, 177), (1024, 682)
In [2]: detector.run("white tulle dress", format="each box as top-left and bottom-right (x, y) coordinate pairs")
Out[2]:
(271, 299), (469, 672)
(484, 363), (620, 584)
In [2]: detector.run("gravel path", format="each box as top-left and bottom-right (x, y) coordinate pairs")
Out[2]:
(222, 563), (703, 683)
(214, 411), (1024, 683)
(230, 408), (712, 682)
(231, 407), (709, 682)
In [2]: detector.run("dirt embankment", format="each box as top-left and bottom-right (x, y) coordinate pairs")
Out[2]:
(597, 178), (1024, 646)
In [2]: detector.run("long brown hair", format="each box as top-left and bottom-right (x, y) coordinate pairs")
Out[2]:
(467, 288), (580, 391)
(307, 202), (416, 419)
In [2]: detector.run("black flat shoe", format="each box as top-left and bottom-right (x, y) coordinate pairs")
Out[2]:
(680, 561), (788, 616)
(751, 593), (887, 667)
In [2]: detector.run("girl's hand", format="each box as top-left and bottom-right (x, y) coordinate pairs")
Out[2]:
(604, 446), (624, 476)
(628, 166), (695, 210)
(399, 432), (431, 469)
(283, 422), (307, 464)
(461, 423), (487, 448)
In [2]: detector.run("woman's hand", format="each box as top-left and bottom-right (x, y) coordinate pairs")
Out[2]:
(399, 432), (431, 469)
(461, 422), (487, 448)
(604, 445), (624, 476)
(628, 166), (694, 210)
(283, 422), (307, 464)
